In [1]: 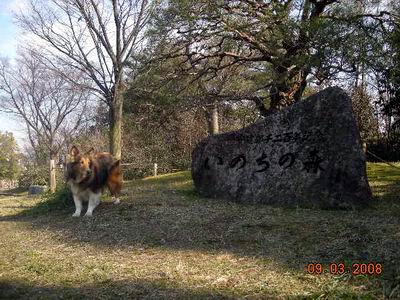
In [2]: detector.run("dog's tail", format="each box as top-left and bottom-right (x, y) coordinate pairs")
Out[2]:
(107, 160), (122, 197)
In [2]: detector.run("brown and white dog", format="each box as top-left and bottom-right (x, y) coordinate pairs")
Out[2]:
(66, 146), (122, 217)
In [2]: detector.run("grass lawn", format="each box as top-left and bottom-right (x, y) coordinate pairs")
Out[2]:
(0, 163), (399, 299)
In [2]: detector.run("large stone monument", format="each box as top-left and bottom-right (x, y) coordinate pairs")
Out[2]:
(192, 87), (372, 209)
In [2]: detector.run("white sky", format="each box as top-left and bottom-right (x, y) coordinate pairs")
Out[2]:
(0, 0), (26, 147)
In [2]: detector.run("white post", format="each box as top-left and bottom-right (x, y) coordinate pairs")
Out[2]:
(153, 163), (158, 177)
(50, 159), (56, 193)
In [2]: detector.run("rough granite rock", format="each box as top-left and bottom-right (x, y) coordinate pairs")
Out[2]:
(191, 87), (372, 209)
(28, 185), (48, 194)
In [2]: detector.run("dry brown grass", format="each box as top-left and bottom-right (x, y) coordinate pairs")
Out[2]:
(0, 163), (399, 299)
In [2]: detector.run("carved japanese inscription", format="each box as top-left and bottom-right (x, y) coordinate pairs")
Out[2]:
(191, 87), (372, 209)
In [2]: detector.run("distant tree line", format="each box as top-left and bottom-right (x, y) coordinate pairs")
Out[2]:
(0, 131), (20, 182)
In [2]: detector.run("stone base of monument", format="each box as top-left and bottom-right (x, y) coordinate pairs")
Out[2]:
(192, 87), (372, 209)
(28, 185), (48, 195)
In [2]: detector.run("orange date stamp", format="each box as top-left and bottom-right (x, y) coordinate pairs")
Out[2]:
(305, 262), (382, 275)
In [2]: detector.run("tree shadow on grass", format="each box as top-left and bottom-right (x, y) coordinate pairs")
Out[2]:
(0, 170), (399, 297)
(0, 279), (234, 300)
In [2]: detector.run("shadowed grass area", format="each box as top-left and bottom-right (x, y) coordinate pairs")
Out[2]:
(0, 164), (399, 299)
(17, 185), (74, 217)
(0, 279), (233, 300)
(0, 186), (28, 195)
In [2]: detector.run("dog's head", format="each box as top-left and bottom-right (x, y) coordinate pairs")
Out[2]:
(66, 146), (94, 183)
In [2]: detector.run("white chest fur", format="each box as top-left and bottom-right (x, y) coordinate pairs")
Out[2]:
(69, 180), (101, 217)
(68, 181), (95, 202)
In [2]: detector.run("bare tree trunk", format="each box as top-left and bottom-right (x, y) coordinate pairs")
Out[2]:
(361, 62), (366, 92)
(355, 63), (360, 88)
(15, 1), (153, 163)
(387, 114), (392, 141)
(269, 69), (308, 112)
(109, 88), (123, 160)
(205, 100), (219, 135)
(210, 102), (219, 135)
(49, 152), (57, 193)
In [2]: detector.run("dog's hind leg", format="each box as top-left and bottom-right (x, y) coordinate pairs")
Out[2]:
(72, 194), (82, 217)
(85, 191), (101, 217)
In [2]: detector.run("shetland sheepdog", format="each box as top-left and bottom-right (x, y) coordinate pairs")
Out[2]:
(66, 146), (122, 217)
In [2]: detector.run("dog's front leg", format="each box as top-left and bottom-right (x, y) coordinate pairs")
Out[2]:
(85, 192), (101, 217)
(72, 194), (82, 217)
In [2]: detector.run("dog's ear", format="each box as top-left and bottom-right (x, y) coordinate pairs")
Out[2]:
(70, 146), (79, 157)
(85, 147), (95, 156)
